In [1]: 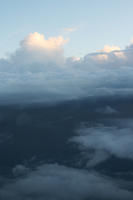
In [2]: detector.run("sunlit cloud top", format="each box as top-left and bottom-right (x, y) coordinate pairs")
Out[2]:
(21, 32), (69, 51)
(0, 32), (133, 104)
(99, 45), (121, 53)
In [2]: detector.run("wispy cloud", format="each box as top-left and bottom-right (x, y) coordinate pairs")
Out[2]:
(63, 27), (78, 33)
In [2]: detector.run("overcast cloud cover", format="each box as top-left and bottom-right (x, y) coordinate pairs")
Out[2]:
(0, 32), (133, 103)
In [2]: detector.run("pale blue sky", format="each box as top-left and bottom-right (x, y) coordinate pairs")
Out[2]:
(0, 0), (133, 58)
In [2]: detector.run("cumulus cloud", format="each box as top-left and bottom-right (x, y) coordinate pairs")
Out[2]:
(21, 32), (68, 50)
(0, 33), (133, 104)
(71, 120), (133, 166)
(99, 45), (121, 53)
(9, 32), (68, 67)
(89, 44), (126, 62)
(0, 163), (132, 200)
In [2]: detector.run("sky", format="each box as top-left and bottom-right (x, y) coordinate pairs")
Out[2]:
(1, 0), (133, 58)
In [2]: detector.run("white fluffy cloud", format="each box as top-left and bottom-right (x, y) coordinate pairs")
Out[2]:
(0, 33), (133, 104)
(9, 32), (68, 66)
(0, 163), (132, 200)
(99, 45), (121, 53)
(21, 32), (68, 50)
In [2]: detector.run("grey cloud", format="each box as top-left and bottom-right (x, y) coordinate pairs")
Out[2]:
(0, 163), (132, 200)
(96, 105), (118, 114)
(71, 121), (133, 163)
(85, 150), (109, 168)
(12, 165), (29, 177)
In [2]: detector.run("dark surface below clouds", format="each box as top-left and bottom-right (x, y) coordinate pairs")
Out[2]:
(0, 96), (133, 199)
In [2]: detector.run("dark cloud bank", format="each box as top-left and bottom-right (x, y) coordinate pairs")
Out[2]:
(0, 33), (133, 199)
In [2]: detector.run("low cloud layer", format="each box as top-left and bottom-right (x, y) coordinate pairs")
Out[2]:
(0, 163), (132, 200)
(71, 119), (133, 167)
(0, 32), (133, 103)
